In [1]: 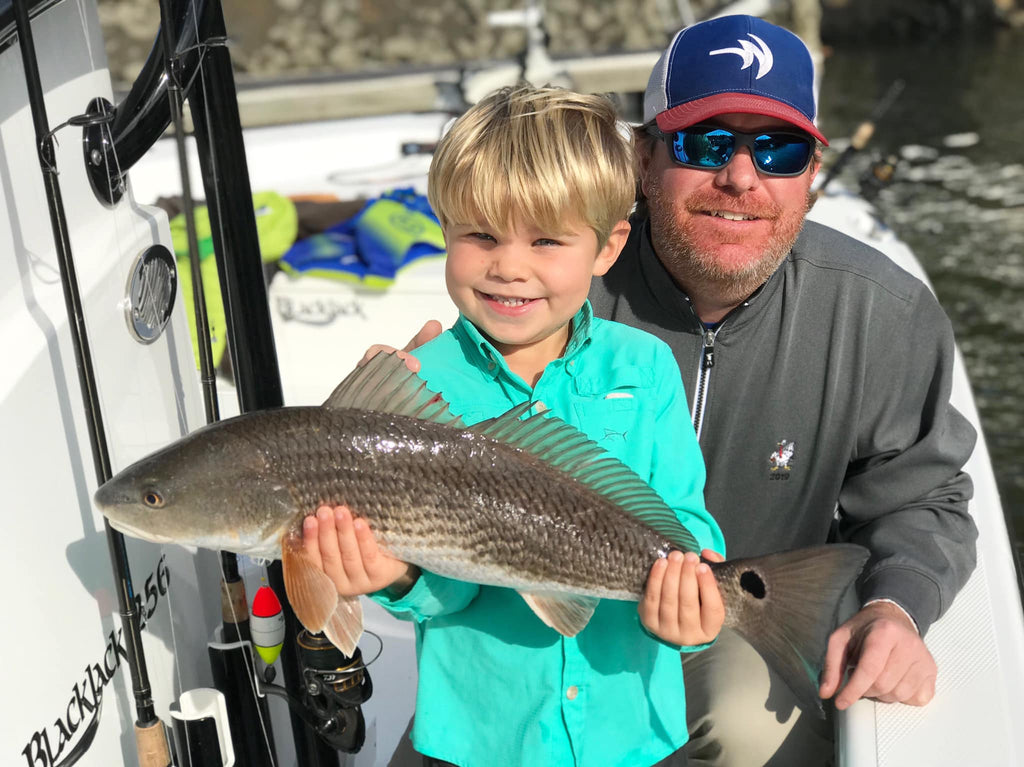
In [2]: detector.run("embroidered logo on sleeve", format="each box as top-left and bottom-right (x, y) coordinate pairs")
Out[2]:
(768, 440), (794, 480)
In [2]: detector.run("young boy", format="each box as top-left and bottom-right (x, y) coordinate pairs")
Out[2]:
(304, 84), (725, 767)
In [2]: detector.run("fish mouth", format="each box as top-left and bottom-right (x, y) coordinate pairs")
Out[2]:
(105, 517), (175, 544)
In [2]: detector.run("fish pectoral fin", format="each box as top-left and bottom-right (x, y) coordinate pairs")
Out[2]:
(519, 592), (599, 637)
(281, 532), (365, 655)
(322, 596), (363, 657)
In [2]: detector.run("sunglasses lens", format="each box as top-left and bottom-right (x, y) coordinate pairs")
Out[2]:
(672, 129), (735, 168)
(668, 128), (813, 176)
(752, 134), (813, 175)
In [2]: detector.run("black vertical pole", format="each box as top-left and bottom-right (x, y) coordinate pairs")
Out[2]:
(183, 1), (339, 765)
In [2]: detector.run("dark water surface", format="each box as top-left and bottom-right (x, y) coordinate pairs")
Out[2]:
(815, 28), (1024, 558)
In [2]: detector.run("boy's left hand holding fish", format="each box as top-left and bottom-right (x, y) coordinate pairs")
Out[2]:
(305, 504), (726, 647)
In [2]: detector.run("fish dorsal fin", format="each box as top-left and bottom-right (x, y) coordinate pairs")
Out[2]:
(519, 592), (599, 636)
(323, 351), (465, 427)
(470, 407), (700, 552)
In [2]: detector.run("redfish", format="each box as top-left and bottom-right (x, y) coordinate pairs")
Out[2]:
(95, 352), (866, 714)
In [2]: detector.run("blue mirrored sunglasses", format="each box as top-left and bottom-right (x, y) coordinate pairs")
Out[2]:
(647, 124), (815, 177)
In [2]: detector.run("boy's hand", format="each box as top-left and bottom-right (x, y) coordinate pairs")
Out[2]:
(303, 505), (418, 597)
(358, 320), (443, 370)
(639, 549), (724, 646)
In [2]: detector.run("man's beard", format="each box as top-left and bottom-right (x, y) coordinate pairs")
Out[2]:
(646, 180), (814, 303)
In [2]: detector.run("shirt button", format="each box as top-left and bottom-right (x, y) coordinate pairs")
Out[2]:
(566, 685), (578, 700)
(487, 361), (496, 371)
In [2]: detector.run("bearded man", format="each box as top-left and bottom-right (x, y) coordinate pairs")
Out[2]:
(589, 14), (978, 766)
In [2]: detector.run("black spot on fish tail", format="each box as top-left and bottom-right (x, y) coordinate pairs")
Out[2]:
(714, 544), (869, 716)
(740, 570), (766, 599)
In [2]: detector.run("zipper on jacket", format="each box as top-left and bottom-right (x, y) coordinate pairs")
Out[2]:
(691, 327), (718, 440)
(683, 279), (768, 441)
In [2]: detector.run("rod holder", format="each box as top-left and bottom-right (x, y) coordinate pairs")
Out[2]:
(170, 688), (236, 767)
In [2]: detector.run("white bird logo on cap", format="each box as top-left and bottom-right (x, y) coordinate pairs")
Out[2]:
(709, 33), (774, 79)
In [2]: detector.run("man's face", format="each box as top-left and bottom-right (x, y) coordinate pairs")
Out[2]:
(641, 113), (819, 295)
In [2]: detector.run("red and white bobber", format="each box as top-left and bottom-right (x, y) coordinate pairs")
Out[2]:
(250, 585), (286, 665)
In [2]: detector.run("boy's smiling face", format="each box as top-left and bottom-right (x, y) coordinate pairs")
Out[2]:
(444, 217), (628, 369)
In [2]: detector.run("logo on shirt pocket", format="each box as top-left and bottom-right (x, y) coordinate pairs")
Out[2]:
(601, 393), (635, 440)
(768, 440), (795, 480)
(573, 395), (639, 446)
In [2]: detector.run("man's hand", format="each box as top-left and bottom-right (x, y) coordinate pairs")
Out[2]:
(639, 549), (724, 646)
(358, 320), (444, 371)
(819, 601), (937, 709)
(303, 505), (418, 597)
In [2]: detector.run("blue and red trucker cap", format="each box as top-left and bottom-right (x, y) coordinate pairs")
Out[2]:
(644, 15), (828, 145)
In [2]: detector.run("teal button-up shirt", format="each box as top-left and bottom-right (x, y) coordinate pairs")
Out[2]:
(373, 302), (724, 767)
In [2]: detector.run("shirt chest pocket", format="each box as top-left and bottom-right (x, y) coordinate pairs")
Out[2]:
(571, 366), (657, 472)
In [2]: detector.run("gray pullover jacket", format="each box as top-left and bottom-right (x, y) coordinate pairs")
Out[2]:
(590, 217), (978, 634)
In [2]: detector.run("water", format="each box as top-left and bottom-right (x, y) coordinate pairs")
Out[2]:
(815, 28), (1024, 557)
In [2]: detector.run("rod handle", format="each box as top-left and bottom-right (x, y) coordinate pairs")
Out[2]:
(135, 719), (172, 767)
(221, 577), (249, 625)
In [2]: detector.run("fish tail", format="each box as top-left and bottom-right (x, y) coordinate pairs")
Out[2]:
(710, 543), (869, 716)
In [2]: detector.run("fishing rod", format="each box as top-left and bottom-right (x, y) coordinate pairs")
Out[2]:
(11, 1), (170, 764)
(817, 78), (906, 196)
(158, 0), (220, 426)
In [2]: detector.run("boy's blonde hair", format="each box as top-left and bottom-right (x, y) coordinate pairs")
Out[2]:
(428, 84), (635, 247)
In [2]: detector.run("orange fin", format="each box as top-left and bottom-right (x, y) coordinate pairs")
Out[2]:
(519, 592), (599, 636)
(322, 595), (363, 657)
(281, 532), (364, 655)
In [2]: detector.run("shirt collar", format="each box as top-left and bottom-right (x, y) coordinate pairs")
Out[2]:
(452, 301), (595, 382)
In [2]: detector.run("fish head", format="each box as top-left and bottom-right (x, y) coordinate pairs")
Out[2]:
(94, 418), (297, 554)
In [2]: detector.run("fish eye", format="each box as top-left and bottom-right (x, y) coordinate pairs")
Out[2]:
(143, 490), (164, 508)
